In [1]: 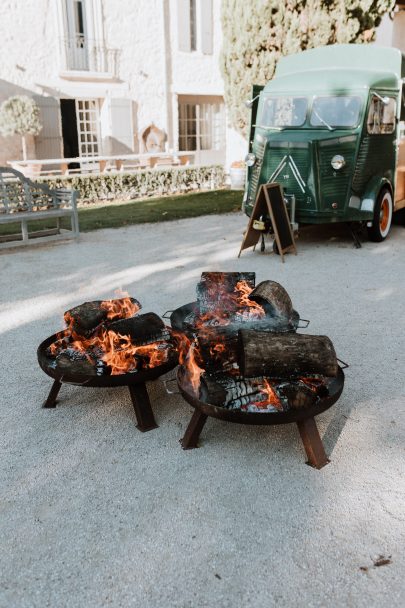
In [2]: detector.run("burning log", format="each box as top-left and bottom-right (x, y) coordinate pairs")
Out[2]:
(197, 272), (255, 314)
(54, 348), (98, 376)
(238, 331), (338, 378)
(104, 312), (170, 345)
(65, 297), (141, 336)
(197, 328), (239, 372)
(248, 280), (293, 320)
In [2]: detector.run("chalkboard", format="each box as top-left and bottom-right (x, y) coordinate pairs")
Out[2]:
(238, 183), (297, 262)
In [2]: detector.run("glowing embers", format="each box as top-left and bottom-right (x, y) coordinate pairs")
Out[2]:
(47, 295), (176, 376)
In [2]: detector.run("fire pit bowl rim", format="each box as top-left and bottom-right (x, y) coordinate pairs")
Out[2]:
(37, 332), (179, 388)
(167, 301), (304, 335)
(176, 365), (345, 426)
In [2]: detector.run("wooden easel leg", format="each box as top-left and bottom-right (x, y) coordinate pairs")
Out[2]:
(128, 383), (158, 432)
(180, 410), (208, 450)
(297, 417), (329, 469)
(43, 380), (62, 408)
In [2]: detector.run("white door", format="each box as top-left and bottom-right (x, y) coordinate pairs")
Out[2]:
(34, 96), (63, 159)
(178, 96), (225, 164)
(65, 0), (89, 70)
(75, 99), (100, 161)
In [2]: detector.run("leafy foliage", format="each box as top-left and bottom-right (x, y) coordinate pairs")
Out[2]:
(39, 165), (225, 202)
(220, 0), (395, 135)
(0, 95), (42, 137)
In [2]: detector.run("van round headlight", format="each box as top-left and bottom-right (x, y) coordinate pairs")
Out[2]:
(245, 153), (256, 167)
(331, 155), (345, 170)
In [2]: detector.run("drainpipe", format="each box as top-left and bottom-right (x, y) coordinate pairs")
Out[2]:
(162, 0), (173, 151)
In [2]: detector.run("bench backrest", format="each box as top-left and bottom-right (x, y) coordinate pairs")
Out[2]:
(0, 167), (76, 214)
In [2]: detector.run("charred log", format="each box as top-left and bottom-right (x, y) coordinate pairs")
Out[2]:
(197, 272), (255, 313)
(105, 312), (168, 345)
(238, 331), (338, 378)
(197, 327), (239, 372)
(64, 298), (141, 336)
(248, 280), (293, 320)
(54, 348), (98, 376)
(202, 372), (287, 412)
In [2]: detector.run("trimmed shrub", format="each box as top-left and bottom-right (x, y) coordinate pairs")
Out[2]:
(38, 165), (225, 203)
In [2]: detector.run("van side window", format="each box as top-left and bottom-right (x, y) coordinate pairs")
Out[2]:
(367, 96), (396, 134)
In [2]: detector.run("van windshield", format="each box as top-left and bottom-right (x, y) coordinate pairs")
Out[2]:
(261, 96), (308, 127)
(310, 96), (362, 128)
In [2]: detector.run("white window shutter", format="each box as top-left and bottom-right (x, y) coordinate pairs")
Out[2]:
(200, 0), (213, 55)
(34, 96), (63, 159)
(101, 98), (134, 154)
(178, 0), (191, 52)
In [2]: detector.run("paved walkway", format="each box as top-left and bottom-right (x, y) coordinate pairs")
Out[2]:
(1, 214), (404, 608)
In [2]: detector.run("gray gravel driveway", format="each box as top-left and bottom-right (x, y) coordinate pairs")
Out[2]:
(1, 213), (404, 608)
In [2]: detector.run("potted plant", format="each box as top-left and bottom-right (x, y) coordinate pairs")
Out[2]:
(229, 160), (246, 190)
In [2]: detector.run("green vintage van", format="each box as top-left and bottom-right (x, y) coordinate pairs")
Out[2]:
(243, 44), (405, 242)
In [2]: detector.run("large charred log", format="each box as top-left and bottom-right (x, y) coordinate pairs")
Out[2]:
(197, 272), (255, 314)
(54, 348), (99, 376)
(248, 280), (293, 320)
(238, 331), (338, 378)
(105, 312), (169, 345)
(65, 298), (141, 336)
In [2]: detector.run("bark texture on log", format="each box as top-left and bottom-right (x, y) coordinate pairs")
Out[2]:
(238, 330), (338, 378)
(55, 349), (98, 376)
(64, 298), (141, 336)
(105, 312), (167, 344)
(248, 281), (293, 319)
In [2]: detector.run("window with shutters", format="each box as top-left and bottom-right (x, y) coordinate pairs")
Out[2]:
(177, 0), (213, 54)
(178, 96), (224, 152)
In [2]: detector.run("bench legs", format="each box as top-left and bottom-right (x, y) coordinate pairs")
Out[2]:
(21, 219), (28, 242)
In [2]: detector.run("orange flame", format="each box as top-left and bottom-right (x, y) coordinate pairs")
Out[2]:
(172, 330), (204, 395)
(66, 326), (171, 375)
(253, 378), (282, 410)
(101, 295), (140, 321)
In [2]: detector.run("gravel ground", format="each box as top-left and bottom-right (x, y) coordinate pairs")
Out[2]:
(1, 213), (405, 608)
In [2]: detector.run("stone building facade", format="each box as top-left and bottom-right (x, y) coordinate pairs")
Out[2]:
(0, 0), (246, 168)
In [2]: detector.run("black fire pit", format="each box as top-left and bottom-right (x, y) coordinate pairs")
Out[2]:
(37, 333), (178, 432)
(164, 302), (308, 335)
(176, 365), (345, 468)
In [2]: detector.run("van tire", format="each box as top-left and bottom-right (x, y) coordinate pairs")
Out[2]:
(367, 187), (393, 242)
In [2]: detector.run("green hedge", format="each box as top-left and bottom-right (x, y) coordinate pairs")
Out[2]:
(38, 165), (225, 203)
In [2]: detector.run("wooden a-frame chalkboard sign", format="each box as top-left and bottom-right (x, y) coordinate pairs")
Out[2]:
(238, 183), (297, 262)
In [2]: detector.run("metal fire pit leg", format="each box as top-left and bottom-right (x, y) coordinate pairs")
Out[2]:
(43, 380), (62, 408)
(297, 417), (330, 469)
(128, 383), (158, 432)
(181, 410), (208, 450)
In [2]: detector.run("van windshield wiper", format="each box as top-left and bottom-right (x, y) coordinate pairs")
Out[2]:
(312, 109), (334, 131)
(253, 124), (285, 131)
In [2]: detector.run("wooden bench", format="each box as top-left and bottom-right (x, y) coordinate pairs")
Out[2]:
(0, 167), (79, 248)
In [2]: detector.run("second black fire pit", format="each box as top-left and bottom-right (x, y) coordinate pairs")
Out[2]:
(38, 333), (178, 432)
(176, 364), (346, 469)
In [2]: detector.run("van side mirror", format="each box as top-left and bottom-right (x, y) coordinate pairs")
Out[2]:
(244, 94), (260, 108)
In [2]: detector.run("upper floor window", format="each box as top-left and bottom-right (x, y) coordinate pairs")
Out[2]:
(178, 0), (213, 54)
(65, 0), (89, 70)
(367, 96), (396, 135)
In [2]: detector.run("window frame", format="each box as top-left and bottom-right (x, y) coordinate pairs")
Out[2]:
(309, 95), (363, 130)
(366, 94), (397, 136)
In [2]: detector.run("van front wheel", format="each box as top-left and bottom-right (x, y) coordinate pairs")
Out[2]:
(367, 188), (393, 242)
